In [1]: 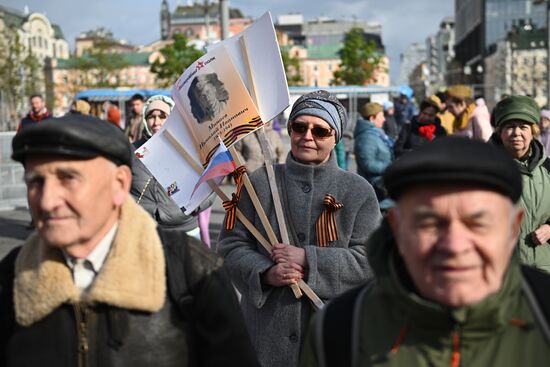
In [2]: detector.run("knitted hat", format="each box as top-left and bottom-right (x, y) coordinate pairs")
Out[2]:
(541, 109), (550, 121)
(288, 90), (347, 142)
(447, 85), (472, 100)
(493, 95), (540, 127)
(361, 102), (384, 119)
(142, 95), (175, 137)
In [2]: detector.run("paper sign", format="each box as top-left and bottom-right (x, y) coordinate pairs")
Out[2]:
(171, 45), (263, 167)
(135, 112), (213, 214)
(208, 12), (290, 123)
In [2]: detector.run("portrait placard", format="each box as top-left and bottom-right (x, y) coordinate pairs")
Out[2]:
(171, 45), (263, 167)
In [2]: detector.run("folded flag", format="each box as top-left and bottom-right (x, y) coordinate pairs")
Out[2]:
(190, 141), (236, 198)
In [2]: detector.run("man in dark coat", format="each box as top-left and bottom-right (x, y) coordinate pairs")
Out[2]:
(17, 94), (51, 131)
(0, 114), (259, 367)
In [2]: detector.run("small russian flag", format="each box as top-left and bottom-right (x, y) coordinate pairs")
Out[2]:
(190, 141), (236, 197)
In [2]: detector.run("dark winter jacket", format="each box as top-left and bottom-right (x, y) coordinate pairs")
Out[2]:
(394, 115), (447, 157)
(300, 219), (550, 367)
(130, 154), (203, 232)
(0, 198), (259, 367)
(17, 111), (51, 131)
(383, 114), (399, 141)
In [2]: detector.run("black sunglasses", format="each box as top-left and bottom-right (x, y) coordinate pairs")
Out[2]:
(290, 122), (334, 139)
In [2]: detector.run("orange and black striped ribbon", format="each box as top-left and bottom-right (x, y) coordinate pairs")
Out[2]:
(315, 194), (344, 246)
(222, 166), (247, 230)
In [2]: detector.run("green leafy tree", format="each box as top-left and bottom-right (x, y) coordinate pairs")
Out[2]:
(0, 26), (43, 129)
(151, 34), (204, 87)
(332, 27), (383, 86)
(281, 47), (302, 86)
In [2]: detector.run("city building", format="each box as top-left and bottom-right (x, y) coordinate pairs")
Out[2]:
(399, 42), (426, 86)
(49, 51), (163, 116)
(277, 14), (389, 87)
(0, 4), (70, 62)
(484, 22), (547, 107)
(164, 1), (252, 44)
(425, 17), (455, 94)
(454, 0), (546, 87)
(75, 27), (137, 57)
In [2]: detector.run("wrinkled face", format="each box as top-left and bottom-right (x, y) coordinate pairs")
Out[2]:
(419, 106), (437, 124)
(388, 185), (522, 308)
(30, 96), (45, 114)
(446, 98), (467, 117)
(131, 99), (143, 115)
(25, 155), (130, 256)
(499, 120), (534, 159)
(290, 115), (336, 165)
(146, 109), (169, 135)
(370, 111), (385, 128)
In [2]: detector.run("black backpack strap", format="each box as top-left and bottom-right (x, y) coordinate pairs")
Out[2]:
(542, 158), (550, 174)
(315, 280), (376, 367)
(0, 247), (22, 360)
(521, 265), (550, 344)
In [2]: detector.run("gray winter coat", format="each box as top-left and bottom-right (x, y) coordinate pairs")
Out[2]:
(217, 152), (381, 367)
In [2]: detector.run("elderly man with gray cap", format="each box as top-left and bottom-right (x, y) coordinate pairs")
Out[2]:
(0, 114), (259, 367)
(300, 136), (550, 367)
(217, 90), (381, 367)
(490, 95), (550, 273)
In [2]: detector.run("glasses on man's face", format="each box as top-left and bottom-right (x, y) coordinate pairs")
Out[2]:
(146, 112), (168, 121)
(290, 121), (334, 139)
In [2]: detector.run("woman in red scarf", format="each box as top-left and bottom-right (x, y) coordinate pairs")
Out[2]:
(394, 95), (447, 157)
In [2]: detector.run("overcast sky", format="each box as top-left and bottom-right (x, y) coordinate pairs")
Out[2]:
(2, 0), (454, 84)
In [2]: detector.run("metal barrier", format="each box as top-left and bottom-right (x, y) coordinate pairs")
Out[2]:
(0, 132), (27, 210)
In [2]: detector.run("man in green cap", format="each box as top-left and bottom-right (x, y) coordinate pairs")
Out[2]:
(491, 95), (550, 273)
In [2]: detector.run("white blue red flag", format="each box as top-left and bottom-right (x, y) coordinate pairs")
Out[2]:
(185, 141), (236, 212)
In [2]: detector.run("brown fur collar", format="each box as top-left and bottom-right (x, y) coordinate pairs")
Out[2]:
(14, 197), (166, 326)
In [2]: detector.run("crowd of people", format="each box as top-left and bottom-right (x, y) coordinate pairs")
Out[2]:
(2, 85), (550, 367)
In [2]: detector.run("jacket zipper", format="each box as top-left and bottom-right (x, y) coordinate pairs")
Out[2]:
(74, 303), (89, 367)
(450, 325), (461, 367)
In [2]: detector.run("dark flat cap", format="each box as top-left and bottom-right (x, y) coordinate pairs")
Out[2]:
(12, 114), (132, 167)
(384, 136), (522, 202)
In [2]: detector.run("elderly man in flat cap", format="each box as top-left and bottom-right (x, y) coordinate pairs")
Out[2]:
(0, 115), (259, 367)
(300, 136), (550, 367)
(218, 90), (380, 367)
(490, 95), (550, 274)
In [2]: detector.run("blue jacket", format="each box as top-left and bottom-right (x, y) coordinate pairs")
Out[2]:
(354, 119), (393, 184)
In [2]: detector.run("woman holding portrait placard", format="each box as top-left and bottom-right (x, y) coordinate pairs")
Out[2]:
(217, 90), (381, 367)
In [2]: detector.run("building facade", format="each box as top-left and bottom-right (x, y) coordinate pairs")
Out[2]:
(165, 2), (252, 44)
(484, 23), (548, 107)
(454, 0), (546, 88)
(50, 52), (163, 116)
(277, 15), (389, 87)
(399, 42), (427, 86)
